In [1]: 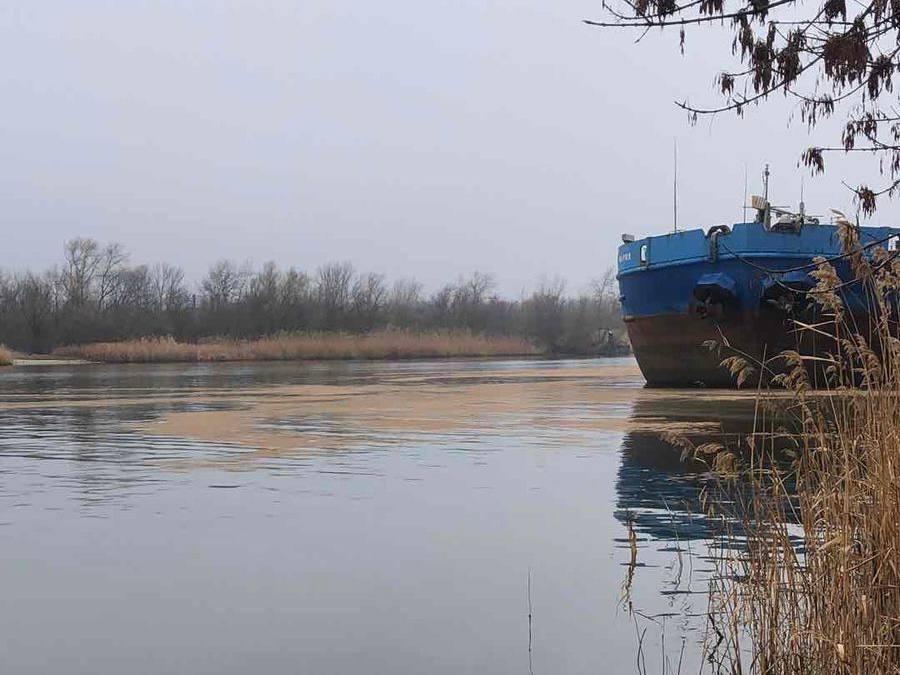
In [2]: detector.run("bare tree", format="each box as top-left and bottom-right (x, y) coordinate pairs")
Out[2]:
(150, 263), (188, 312)
(429, 284), (455, 326)
(96, 242), (128, 312)
(112, 265), (153, 311)
(525, 277), (567, 351)
(591, 268), (623, 336)
(62, 238), (101, 307)
(14, 273), (55, 352)
(316, 261), (355, 328)
(451, 271), (496, 330)
(202, 260), (250, 309)
(388, 278), (423, 326)
(279, 267), (312, 329)
(591, 268), (617, 302)
(351, 272), (388, 330)
(248, 262), (280, 304)
(456, 271), (495, 307)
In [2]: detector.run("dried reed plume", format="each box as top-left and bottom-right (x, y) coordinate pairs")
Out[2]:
(700, 212), (900, 673)
(53, 330), (536, 363)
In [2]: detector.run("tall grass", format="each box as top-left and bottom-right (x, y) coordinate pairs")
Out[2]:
(696, 214), (900, 673)
(0, 345), (12, 366)
(53, 330), (537, 363)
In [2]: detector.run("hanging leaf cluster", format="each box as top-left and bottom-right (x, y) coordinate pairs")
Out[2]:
(586, 0), (900, 213)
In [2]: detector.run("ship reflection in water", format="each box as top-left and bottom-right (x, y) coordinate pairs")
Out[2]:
(615, 392), (757, 542)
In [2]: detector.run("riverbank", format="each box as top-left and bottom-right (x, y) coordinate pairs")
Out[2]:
(52, 331), (541, 364)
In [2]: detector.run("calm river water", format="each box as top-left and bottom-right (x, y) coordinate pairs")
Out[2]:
(0, 358), (755, 674)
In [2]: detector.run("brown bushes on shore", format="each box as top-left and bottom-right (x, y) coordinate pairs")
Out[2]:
(0, 346), (12, 366)
(699, 215), (900, 673)
(53, 330), (537, 364)
(0, 238), (625, 356)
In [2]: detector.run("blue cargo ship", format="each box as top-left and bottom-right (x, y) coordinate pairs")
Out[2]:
(616, 194), (900, 386)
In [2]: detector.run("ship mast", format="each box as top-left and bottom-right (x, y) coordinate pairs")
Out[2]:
(673, 139), (678, 233)
(742, 163), (748, 223)
(799, 175), (805, 219)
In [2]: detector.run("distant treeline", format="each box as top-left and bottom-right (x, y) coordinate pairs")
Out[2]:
(0, 238), (625, 355)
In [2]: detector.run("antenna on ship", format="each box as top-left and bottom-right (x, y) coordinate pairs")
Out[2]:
(799, 175), (805, 218)
(743, 163), (749, 223)
(673, 138), (679, 233)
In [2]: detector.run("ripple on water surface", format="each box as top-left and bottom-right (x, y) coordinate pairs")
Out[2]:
(0, 358), (758, 674)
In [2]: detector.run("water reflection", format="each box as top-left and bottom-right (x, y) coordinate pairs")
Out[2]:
(615, 392), (757, 542)
(0, 357), (744, 674)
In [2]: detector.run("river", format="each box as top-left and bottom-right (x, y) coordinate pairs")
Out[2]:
(0, 357), (756, 674)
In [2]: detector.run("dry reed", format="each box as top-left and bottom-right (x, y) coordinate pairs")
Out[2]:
(0, 345), (12, 366)
(696, 213), (900, 673)
(53, 330), (537, 364)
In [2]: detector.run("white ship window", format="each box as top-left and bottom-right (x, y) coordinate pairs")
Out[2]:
(639, 244), (648, 265)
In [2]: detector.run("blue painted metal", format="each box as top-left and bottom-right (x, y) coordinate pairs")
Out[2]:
(616, 220), (900, 386)
(617, 221), (898, 318)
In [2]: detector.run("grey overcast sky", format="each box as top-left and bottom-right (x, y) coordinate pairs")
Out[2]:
(0, 1), (892, 295)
